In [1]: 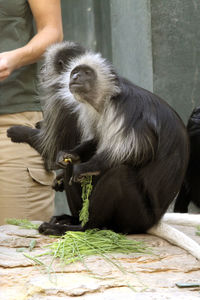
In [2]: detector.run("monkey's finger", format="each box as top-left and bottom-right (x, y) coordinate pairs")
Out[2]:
(56, 153), (71, 168)
(70, 174), (86, 183)
(64, 158), (72, 163)
(0, 74), (10, 81)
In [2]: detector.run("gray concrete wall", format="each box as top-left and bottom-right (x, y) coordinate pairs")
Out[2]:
(61, 0), (200, 122)
(61, 0), (96, 50)
(61, 0), (153, 91)
(110, 0), (153, 91)
(151, 0), (200, 123)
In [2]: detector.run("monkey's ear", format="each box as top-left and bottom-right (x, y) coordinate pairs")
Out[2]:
(58, 59), (65, 69)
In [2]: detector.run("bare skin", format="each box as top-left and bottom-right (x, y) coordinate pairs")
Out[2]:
(0, 0), (63, 81)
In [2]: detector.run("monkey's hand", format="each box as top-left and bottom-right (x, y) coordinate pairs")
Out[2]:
(52, 177), (65, 192)
(7, 126), (33, 143)
(56, 150), (80, 168)
(71, 163), (100, 183)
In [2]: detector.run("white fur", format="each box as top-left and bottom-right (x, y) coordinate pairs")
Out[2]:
(41, 43), (141, 165)
(162, 213), (200, 227)
(148, 213), (200, 260)
(60, 52), (141, 164)
(66, 52), (120, 101)
(77, 104), (99, 141)
(97, 104), (138, 163)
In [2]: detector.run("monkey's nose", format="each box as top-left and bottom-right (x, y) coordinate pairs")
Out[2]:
(71, 73), (79, 81)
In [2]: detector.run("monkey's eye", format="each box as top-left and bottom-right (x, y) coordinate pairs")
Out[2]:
(85, 70), (91, 75)
(71, 71), (78, 77)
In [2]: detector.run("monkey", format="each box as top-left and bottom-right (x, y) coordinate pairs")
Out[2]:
(174, 106), (200, 212)
(7, 42), (86, 170)
(7, 41), (189, 237)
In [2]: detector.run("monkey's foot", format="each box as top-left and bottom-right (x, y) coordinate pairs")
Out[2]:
(56, 151), (80, 168)
(7, 126), (28, 143)
(38, 222), (68, 235)
(38, 221), (83, 235)
(49, 214), (80, 225)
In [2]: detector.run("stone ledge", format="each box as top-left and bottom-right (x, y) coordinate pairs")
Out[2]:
(0, 224), (200, 299)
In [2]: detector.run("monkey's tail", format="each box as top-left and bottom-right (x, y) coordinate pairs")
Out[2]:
(148, 215), (200, 260)
(162, 212), (200, 227)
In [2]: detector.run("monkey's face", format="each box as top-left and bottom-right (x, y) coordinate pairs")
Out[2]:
(69, 64), (98, 107)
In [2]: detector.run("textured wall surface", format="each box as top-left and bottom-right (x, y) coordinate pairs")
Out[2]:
(110, 0), (153, 91)
(61, 0), (200, 122)
(151, 0), (200, 122)
(61, 0), (96, 50)
(61, 0), (153, 91)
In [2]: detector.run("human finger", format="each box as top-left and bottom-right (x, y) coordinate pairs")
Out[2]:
(0, 57), (8, 72)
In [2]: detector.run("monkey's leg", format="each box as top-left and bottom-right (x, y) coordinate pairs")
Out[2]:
(7, 126), (41, 154)
(57, 139), (97, 167)
(84, 165), (155, 233)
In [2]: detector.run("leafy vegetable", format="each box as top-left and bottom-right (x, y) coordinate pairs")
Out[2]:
(6, 218), (39, 230)
(196, 226), (200, 236)
(79, 175), (93, 227)
(43, 229), (149, 265)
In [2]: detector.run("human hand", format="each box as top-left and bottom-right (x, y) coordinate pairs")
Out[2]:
(0, 51), (19, 81)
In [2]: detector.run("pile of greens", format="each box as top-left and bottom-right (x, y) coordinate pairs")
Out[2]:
(6, 176), (149, 270)
(6, 218), (39, 230)
(43, 229), (148, 265)
(6, 219), (149, 270)
(79, 175), (93, 227)
(196, 226), (200, 236)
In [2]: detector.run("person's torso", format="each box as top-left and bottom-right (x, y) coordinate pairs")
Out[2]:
(0, 0), (41, 114)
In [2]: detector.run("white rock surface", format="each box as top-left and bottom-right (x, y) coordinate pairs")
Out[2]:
(0, 223), (200, 299)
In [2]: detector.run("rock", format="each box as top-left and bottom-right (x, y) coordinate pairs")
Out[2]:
(0, 223), (200, 299)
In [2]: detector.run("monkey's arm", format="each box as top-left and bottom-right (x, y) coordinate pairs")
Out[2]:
(7, 125), (41, 154)
(71, 126), (159, 182)
(71, 152), (108, 182)
(52, 171), (65, 192)
(57, 139), (97, 167)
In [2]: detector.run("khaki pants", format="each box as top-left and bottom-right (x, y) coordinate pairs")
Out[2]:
(0, 111), (55, 225)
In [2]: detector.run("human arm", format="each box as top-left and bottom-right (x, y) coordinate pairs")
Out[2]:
(0, 0), (63, 81)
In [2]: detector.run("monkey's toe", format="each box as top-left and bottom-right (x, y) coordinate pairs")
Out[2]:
(38, 222), (69, 236)
(38, 222), (49, 233)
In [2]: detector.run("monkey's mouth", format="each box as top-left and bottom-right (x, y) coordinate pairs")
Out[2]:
(69, 82), (90, 95)
(69, 82), (82, 87)
(69, 82), (83, 92)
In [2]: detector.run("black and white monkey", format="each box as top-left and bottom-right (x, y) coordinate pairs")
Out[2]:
(7, 41), (200, 260)
(174, 107), (200, 212)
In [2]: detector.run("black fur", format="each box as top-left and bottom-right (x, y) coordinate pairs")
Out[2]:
(174, 107), (200, 212)
(7, 41), (189, 235)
